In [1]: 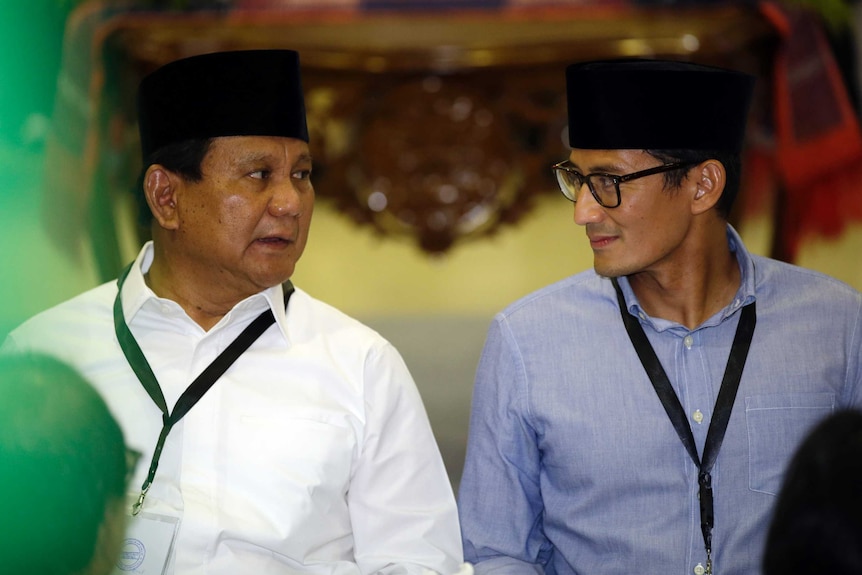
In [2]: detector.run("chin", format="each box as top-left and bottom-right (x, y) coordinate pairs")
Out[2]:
(251, 267), (295, 290)
(593, 259), (620, 278)
(593, 260), (638, 280)
(269, 273), (295, 288)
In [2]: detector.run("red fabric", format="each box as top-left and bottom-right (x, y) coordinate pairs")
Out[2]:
(760, 2), (862, 258)
(740, 146), (778, 217)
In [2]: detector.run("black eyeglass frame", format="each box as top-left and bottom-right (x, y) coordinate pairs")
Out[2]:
(551, 160), (699, 207)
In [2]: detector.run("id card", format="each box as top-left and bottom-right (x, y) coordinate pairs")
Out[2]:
(111, 512), (179, 575)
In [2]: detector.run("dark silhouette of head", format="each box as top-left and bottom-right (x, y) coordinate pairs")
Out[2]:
(0, 353), (129, 575)
(764, 409), (862, 575)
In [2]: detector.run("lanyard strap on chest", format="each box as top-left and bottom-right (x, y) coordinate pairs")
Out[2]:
(113, 262), (294, 514)
(611, 278), (756, 572)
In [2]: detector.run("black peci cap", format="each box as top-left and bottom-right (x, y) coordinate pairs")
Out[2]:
(137, 49), (309, 161)
(566, 58), (755, 151)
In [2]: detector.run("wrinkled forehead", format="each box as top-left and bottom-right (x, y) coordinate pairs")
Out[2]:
(204, 135), (312, 163)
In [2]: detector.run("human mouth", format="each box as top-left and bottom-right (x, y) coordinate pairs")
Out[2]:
(586, 232), (617, 249)
(255, 235), (293, 247)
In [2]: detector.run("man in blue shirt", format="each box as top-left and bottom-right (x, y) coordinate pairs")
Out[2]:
(458, 59), (862, 575)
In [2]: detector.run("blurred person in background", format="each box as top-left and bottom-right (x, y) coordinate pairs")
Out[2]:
(0, 352), (132, 575)
(763, 408), (862, 575)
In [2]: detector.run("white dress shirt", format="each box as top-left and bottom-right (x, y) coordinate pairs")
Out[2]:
(4, 242), (463, 575)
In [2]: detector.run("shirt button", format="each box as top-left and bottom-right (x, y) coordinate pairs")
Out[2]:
(684, 335), (694, 349)
(693, 409), (704, 424)
(694, 563), (706, 575)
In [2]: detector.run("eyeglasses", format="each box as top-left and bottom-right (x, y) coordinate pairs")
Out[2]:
(551, 160), (698, 208)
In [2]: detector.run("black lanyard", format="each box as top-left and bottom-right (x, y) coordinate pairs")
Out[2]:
(611, 278), (756, 575)
(113, 263), (294, 515)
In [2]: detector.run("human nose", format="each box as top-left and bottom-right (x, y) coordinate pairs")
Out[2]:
(573, 181), (604, 226)
(268, 179), (304, 218)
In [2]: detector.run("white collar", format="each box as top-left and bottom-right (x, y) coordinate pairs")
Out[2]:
(118, 241), (292, 343)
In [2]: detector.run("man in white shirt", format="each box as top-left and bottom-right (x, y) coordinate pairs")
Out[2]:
(3, 49), (463, 575)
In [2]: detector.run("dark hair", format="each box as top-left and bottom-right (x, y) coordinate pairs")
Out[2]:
(146, 138), (212, 181)
(134, 138), (213, 226)
(0, 353), (128, 575)
(763, 409), (862, 575)
(646, 149), (741, 219)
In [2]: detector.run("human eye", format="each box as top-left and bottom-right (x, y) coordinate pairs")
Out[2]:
(292, 166), (312, 181)
(593, 174), (618, 193)
(249, 169), (271, 180)
(591, 174), (620, 204)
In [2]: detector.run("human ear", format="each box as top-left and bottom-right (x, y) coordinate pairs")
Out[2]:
(691, 160), (725, 215)
(143, 165), (180, 230)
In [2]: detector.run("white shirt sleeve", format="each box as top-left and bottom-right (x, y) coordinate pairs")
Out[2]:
(348, 341), (464, 575)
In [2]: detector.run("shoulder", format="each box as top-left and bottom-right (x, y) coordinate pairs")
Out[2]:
(287, 287), (393, 351)
(285, 288), (416, 395)
(751, 255), (861, 306)
(6, 281), (117, 339)
(479, 269), (619, 350)
(497, 269), (613, 323)
(3, 281), (118, 360)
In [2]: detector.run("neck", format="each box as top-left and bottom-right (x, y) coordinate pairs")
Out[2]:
(145, 253), (250, 332)
(627, 231), (740, 331)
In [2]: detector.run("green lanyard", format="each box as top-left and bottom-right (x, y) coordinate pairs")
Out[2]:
(113, 263), (294, 515)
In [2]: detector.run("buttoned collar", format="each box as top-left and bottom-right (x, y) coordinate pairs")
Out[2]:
(119, 241), (292, 344)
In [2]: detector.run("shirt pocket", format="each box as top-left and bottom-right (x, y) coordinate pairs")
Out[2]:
(745, 392), (835, 495)
(222, 414), (358, 551)
(227, 414), (357, 516)
(235, 414), (356, 486)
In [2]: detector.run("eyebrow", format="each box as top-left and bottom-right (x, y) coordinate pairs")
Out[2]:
(233, 151), (272, 165)
(567, 161), (625, 174)
(234, 151), (314, 166)
(591, 165), (626, 174)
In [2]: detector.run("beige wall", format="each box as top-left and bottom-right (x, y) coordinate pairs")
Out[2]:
(292, 194), (587, 317)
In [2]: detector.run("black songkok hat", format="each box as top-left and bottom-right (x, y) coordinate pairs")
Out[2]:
(137, 49), (309, 160)
(566, 58), (755, 151)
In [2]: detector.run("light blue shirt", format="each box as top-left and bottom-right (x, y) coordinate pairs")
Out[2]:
(458, 226), (862, 575)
